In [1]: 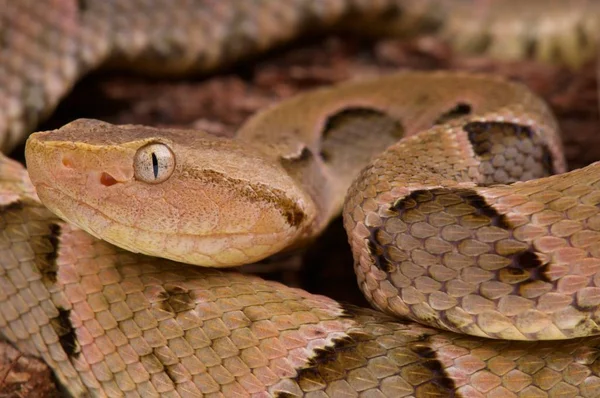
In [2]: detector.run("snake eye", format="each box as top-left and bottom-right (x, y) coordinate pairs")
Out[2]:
(134, 143), (175, 184)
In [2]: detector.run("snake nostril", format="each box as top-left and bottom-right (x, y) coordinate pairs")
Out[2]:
(100, 172), (118, 187)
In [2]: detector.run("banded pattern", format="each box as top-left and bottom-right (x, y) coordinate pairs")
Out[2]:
(3, 154), (600, 396)
(344, 115), (600, 340)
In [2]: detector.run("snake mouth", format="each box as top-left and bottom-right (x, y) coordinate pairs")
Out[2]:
(34, 181), (296, 267)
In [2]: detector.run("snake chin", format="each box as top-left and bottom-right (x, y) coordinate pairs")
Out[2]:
(35, 182), (299, 267)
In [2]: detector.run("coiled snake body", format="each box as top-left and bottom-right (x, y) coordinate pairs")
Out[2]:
(3, 1), (600, 397)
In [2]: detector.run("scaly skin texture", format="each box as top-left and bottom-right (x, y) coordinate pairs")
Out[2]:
(4, 154), (600, 397)
(21, 70), (600, 395)
(4, 0), (600, 397)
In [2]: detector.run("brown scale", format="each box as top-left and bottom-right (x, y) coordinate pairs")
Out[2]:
(365, 188), (564, 334)
(346, 120), (600, 340)
(464, 121), (555, 185)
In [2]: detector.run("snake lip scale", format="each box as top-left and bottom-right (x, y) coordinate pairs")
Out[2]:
(3, 1), (600, 397)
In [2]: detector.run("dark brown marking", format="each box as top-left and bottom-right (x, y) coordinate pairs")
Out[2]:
(370, 187), (516, 276)
(369, 188), (550, 290)
(0, 200), (24, 213)
(41, 223), (61, 284)
(338, 302), (402, 322)
(392, 188), (511, 229)
(319, 107), (404, 184)
(505, 251), (551, 285)
(323, 107), (403, 140)
(434, 102), (472, 125)
(50, 308), (79, 359)
(1, 201), (61, 284)
(157, 285), (195, 313)
(411, 336), (459, 395)
(463, 121), (555, 175)
(366, 232), (393, 273)
(459, 190), (512, 230)
(278, 331), (371, 394)
(186, 169), (305, 228)
(76, 0), (89, 11)
(542, 150), (554, 174)
(278, 306), (416, 397)
(507, 268), (528, 276)
(515, 250), (542, 269)
(538, 263), (554, 283)
(339, 303), (369, 319)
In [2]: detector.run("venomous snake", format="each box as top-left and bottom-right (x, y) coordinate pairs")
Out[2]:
(3, 1), (600, 397)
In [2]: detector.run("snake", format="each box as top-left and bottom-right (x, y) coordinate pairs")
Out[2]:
(3, 0), (600, 397)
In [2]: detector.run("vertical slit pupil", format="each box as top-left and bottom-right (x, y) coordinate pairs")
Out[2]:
(151, 152), (158, 178)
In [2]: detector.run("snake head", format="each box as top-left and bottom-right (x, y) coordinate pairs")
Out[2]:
(25, 119), (315, 267)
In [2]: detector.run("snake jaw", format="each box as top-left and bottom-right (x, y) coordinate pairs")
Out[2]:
(28, 158), (305, 267)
